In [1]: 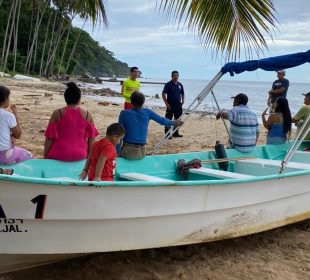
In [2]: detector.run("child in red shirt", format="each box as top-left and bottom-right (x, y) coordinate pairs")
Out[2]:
(80, 123), (125, 181)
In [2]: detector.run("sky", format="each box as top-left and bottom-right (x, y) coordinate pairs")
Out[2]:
(73, 0), (310, 83)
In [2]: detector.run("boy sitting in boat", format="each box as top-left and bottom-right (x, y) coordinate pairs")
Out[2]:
(216, 93), (259, 153)
(80, 123), (125, 181)
(118, 92), (183, 160)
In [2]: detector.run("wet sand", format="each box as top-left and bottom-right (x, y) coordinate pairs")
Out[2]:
(1, 79), (309, 280)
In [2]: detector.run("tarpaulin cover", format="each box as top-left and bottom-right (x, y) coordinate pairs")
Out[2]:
(221, 49), (310, 76)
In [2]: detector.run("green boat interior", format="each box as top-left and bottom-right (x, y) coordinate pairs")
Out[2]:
(0, 142), (310, 185)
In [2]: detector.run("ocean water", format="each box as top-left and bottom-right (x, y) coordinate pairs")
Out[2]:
(86, 78), (310, 116)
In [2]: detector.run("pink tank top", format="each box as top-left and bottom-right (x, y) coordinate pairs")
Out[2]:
(45, 107), (98, 161)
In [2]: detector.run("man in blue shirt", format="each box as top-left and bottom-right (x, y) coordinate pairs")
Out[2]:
(118, 92), (182, 159)
(267, 69), (289, 109)
(162, 70), (184, 137)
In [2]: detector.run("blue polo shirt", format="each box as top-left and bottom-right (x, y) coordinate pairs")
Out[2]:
(118, 108), (175, 145)
(162, 81), (184, 104)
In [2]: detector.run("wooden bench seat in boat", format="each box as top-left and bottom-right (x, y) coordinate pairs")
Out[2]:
(120, 173), (174, 182)
(189, 167), (255, 179)
(241, 158), (310, 170)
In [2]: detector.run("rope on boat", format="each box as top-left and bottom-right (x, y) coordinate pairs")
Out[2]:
(152, 71), (224, 155)
(279, 113), (310, 174)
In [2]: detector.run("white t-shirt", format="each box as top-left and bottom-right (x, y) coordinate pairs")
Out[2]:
(0, 108), (17, 151)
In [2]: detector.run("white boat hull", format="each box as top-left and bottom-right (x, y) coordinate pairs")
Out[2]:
(1, 174), (310, 273)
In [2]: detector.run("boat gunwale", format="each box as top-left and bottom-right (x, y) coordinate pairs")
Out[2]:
(1, 168), (310, 187)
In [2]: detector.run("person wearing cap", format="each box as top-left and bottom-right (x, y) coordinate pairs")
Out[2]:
(292, 92), (310, 140)
(267, 70), (289, 110)
(216, 93), (259, 153)
(121, 67), (141, 110)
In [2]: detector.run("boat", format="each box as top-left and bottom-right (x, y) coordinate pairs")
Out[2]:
(1, 50), (310, 274)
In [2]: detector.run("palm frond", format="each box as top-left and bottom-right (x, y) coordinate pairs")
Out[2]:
(157, 0), (277, 61)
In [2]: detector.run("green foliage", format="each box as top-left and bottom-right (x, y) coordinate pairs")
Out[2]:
(0, 0), (129, 77)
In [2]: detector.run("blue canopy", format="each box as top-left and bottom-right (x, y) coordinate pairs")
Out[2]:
(221, 49), (310, 76)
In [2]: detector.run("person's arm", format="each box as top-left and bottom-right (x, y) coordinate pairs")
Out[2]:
(216, 110), (229, 120)
(292, 107), (305, 123)
(121, 81), (127, 98)
(180, 84), (185, 105)
(10, 105), (21, 139)
(268, 87), (287, 95)
(162, 92), (171, 110)
(80, 149), (93, 180)
(162, 83), (171, 110)
(262, 108), (273, 129)
(93, 154), (107, 181)
(148, 109), (175, 126)
(43, 110), (60, 157)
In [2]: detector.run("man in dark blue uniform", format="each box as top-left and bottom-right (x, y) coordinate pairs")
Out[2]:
(162, 71), (184, 137)
(267, 69), (289, 110)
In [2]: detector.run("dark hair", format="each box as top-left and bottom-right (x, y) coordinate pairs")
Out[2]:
(275, 97), (292, 134)
(131, 91), (145, 108)
(0, 86), (10, 104)
(234, 93), (248, 105)
(64, 82), (81, 105)
(106, 123), (125, 137)
(130, 67), (139, 73)
(171, 70), (179, 77)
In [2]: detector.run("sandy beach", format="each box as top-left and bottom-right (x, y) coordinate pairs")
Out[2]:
(1, 79), (309, 280)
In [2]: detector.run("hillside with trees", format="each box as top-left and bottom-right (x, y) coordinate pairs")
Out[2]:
(0, 0), (129, 77)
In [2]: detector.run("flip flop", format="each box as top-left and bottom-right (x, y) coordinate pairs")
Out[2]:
(0, 168), (14, 175)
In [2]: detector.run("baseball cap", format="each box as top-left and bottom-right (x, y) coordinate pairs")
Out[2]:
(302, 92), (310, 98)
(277, 69), (286, 75)
(231, 93), (248, 105)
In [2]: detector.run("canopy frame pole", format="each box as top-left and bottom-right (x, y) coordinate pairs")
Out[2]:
(210, 89), (233, 146)
(279, 113), (310, 174)
(152, 71), (224, 155)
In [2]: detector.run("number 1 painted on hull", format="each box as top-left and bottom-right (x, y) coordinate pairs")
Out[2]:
(31, 195), (47, 219)
(0, 204), (6, 218)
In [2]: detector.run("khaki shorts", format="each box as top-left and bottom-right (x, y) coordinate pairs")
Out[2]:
(120, 143), (146, 160)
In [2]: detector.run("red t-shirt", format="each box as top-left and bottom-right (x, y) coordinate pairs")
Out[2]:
(88, 138), (116, 181)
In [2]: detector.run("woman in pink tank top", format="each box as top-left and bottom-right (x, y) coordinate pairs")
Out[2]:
(44, 82), (98, 161)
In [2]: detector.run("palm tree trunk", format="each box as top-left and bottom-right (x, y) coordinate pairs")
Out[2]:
(24, 1), (48, 73)
(65, 18), (87, 75)
(26, 0), (35, 59)
(57, 24), (71, 76)
(3, 0), (18, 71)
(39, 9), (53, 76)
(13, 0), (22, 71)
(44, 15), (67, 76)
(43, 11), (60, 76)
(1, 1), (15, 67)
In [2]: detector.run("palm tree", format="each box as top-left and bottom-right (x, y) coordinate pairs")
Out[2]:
(157, 0), (276, 60)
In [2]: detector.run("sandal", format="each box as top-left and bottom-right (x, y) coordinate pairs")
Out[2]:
(0, 168), (14, 175)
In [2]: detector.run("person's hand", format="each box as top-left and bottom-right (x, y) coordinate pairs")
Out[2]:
(11, 104), (17, 115)
(216, 112), (221, 120)
(174, 119), (183, 127)
(181, 101), (184, 106)
(79, 170), (88, 180)
(166, 103), (171, 110)
(262, 107), (269, 116)
(93, 177), (101, 181)
(11, 136), (16, 147)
